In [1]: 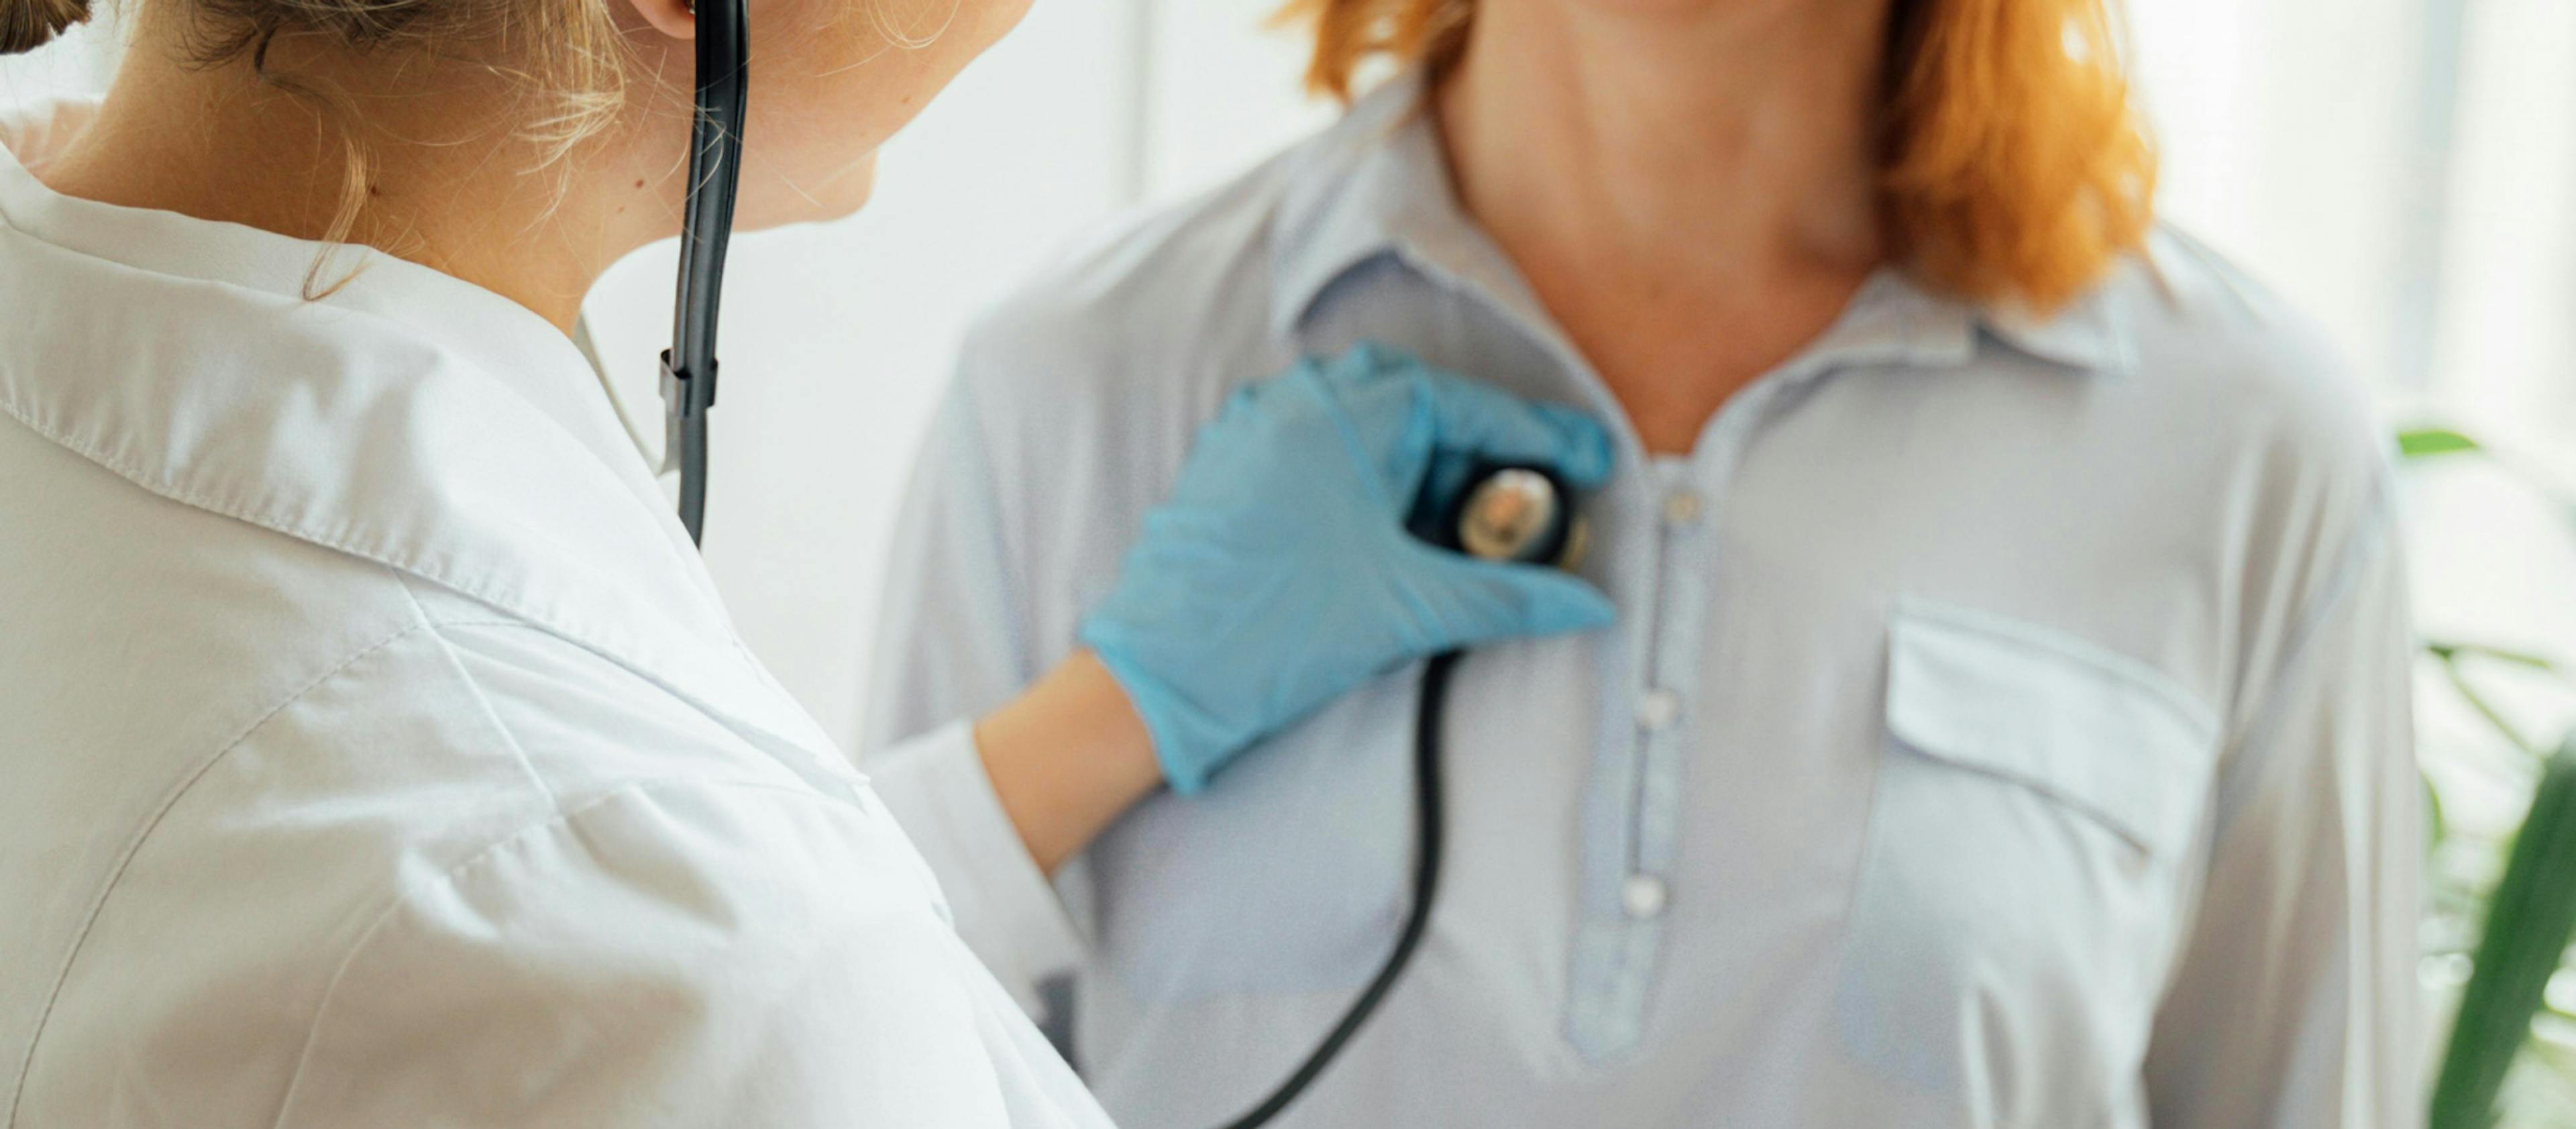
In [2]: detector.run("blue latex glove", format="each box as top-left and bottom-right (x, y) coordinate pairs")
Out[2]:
(1078, 343), (1617, 794)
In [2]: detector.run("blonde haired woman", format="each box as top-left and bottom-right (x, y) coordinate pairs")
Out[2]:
(865, 0), (2421, 1126)
(0, 0), (1626, 1119)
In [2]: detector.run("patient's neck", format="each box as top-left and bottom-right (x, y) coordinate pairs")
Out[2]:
(1436, 0), (1891, 455)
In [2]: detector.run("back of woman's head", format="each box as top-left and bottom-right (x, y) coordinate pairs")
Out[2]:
(1280, 0), (2157, 313)
(1, 0), (637, 166)
(2, 0), (87, 54)
(1, 0), (1022, 274)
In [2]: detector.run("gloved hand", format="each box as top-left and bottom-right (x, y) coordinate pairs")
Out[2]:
(1078, 343), (1617, 794)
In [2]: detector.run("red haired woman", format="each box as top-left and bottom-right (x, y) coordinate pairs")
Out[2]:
(865, 1), (2418, 1126)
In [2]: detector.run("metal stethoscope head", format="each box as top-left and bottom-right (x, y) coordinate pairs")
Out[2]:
(662, 0), (748, 545)
(1444, 463), (1588, 569)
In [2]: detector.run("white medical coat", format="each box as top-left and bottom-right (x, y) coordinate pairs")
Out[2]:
(0, 100), (1113, 1129)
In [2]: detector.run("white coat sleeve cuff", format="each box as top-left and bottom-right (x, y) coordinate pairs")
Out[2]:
(865, 720), (1087, 1010)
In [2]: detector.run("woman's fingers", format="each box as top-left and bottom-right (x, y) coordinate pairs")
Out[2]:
(1407, 549), (1618, 647)
(1398, 358), (1613, 490)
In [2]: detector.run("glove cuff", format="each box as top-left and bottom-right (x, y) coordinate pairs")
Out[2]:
(1077, 625), (1243, 795)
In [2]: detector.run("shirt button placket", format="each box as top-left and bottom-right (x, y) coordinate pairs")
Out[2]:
(1620, 873), (1669, 920)
(1662, 488), (1703, 528)
(1609, 473), (1708, 1048)
(1635, 688), (1682, 732)
(1628, 491), (1698, 900)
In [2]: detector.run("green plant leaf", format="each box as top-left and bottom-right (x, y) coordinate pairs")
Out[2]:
(2435, 641), (2563, 672)
(2402, 428), (2485, 460)
(2427, 772), (2450, 854)
(2446, 655), (2543, 755)
(2431, 735), (2576, 1129)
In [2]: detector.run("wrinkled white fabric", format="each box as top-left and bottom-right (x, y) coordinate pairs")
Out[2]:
(0, 99), (1112, 1129)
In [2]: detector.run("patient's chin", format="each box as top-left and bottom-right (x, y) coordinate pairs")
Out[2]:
(741, 153), (879, 230)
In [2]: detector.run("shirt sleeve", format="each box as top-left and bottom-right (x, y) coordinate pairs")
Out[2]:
(267, 780), (1113, 1129)
(2143, 499), (2424, 1128)
(859, 376), (1088, 1010)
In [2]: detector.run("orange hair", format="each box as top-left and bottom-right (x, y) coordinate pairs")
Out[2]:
(1277, 0), (2157, 313)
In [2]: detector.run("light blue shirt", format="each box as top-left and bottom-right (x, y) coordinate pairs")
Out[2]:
(863, 75), (2420, 1129)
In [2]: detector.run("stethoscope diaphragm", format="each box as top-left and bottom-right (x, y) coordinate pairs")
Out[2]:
(1448, 464), (1587, 570)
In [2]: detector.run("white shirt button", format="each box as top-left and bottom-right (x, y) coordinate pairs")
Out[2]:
(1636, 689), (1682, 731)
(1620, 873), (1668, 920)
(1662, 488), (1703, 527)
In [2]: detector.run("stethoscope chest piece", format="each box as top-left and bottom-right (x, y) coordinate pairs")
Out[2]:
(1448, 464), (1587, 570)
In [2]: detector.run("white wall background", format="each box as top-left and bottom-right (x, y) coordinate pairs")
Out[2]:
(5, 0), (2571, 751)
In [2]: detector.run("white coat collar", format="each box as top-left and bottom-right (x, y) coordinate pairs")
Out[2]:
(1265, 74), (2135, 377)
(0, 99), (845, 765)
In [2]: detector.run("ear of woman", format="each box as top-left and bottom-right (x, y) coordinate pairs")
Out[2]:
(628, 0), (696, 42)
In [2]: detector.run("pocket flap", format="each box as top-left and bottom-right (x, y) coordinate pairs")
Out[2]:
(1885, 603), (2219, 858)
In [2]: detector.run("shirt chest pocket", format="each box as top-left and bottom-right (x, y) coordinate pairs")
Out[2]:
(1832, 603), (2218, 1117)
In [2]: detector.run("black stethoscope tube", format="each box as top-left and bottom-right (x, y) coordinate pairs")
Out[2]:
(1217, 464), (1576, 1127)
(1217, 649), (1456, 1129)
(648, 1), (1450, 1106)
(654, 2), (1540, 1099)
(663, 0), (748, 546)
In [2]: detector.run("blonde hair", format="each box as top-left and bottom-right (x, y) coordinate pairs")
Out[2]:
(1, 0), (639, 152)
(1277, 0), (2157, 312)
(2, 0), (641, 291)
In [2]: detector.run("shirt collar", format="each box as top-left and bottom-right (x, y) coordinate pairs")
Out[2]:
(0, 98), (842, 763)
(1265, 74), (2135, 378)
